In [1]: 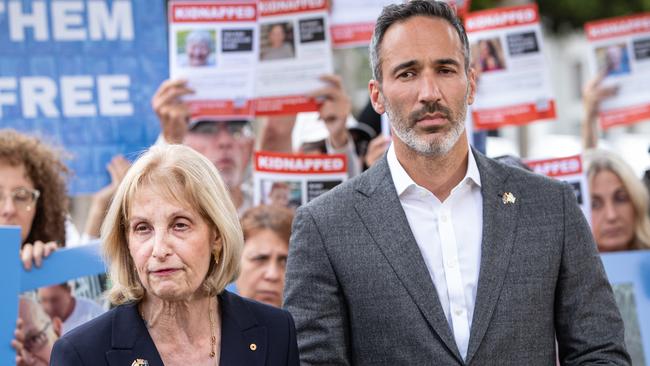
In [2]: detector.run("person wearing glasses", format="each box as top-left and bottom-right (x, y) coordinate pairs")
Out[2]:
(15, 297), (60, 366)
(151, 80), (256, 215)
(0, 129), (69, 365)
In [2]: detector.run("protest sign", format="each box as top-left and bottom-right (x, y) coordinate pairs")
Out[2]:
(329, 0), (394, 49)
(585, 13), (650, 129)
(255, 0), (333, 115)
(465, 4), (556, 130)
(525, 154), (591, 222)
(253, 151), (347, 208)
(601, 250), (650, 365)
(0, 0), (167, 194)
(168, 1), (258, 120)
(0, 226), (106, 365)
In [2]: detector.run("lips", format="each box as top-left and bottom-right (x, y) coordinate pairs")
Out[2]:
(149, 268), (180, 276)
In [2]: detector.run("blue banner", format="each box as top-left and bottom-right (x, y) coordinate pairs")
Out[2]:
(0, 227), (105, 365)
(602, 250), (650, 365)
(0, 0), (167, 194)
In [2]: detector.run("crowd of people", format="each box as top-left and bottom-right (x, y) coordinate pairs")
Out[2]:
(2, 0), (649, 365)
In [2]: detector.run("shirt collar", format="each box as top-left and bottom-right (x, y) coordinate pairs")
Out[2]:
(387, 138), (482, 197)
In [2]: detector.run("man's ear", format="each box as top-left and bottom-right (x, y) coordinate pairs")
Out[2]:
(368, 80), (386, 115)
(52, 316), (63, 338)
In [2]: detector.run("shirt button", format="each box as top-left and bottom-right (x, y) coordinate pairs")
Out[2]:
(446, 260), (456, 269)
(454, 308), (463, 316)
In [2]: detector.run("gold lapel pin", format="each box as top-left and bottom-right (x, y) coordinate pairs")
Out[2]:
(131, 359), (149, 366)
(250, 343), (257, 351)
(502, 192), (516, 205)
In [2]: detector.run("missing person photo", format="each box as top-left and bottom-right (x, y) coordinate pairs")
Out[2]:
(472, 37), (507, 73)
(259, 22), (295, 61)
(177, 29), (217, 67)
(596, 43), (632, 77)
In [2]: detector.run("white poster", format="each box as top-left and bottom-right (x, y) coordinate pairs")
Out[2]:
(465, 4), (556, 130)
(253, 151), (347, 208)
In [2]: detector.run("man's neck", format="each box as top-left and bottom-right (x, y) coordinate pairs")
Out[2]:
(393, 136), (469, 202)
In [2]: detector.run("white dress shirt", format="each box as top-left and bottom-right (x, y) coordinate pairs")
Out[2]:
(387, 142), (483, 360)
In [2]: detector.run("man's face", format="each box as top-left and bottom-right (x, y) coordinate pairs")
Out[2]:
(183, 121), (254, 190)
(369, 16), (476, 156)
(187, 40), (210, 67)
(37, 285), (73, 321)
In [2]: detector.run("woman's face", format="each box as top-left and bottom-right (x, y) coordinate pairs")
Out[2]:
(235, 229), (288, 307)
(590, 169), (637, 252)
(127, 186), (218, 301)
(0, 162), (37, 242)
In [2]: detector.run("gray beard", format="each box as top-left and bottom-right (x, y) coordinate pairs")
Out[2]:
(387, 105), (467, 157)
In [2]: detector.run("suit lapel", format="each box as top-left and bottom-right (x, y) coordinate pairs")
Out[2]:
(219, 291), (268, 366)
(105, 303), (165, 366)
(354, 157), (463, 363)
(465, 151), (519, 364)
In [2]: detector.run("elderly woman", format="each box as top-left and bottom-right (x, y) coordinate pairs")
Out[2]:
(237, 205), (293, 307)
(584, 149), (650, 252)
(50, 144), (298, 365)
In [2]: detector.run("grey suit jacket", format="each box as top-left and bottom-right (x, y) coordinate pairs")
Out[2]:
(284, 150), (630, 365)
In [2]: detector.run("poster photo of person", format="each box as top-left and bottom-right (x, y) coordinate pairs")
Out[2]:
(596, 43), (632, 77)
(262, 180), (301, 209)
(259, 22), (295, 61)
(472, 37), (507, 73)
(176, 29), (217, 67)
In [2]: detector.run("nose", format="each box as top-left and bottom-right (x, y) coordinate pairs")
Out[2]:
(418, 71), (442, 104)
(0, 196), (17, 217)
(263, 260), (283, 282)
(604, 200), (619, 222)
(151, 230), (172, 260)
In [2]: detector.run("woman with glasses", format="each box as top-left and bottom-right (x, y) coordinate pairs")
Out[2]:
(1, 129), (70, 365)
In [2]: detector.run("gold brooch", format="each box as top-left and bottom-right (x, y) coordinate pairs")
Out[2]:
(502, 192), (516, 205)
(131, 359), (149, 366)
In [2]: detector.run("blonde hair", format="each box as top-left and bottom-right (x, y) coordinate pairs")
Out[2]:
(101, 144), (243, 305)
(584, 148), (650, 250)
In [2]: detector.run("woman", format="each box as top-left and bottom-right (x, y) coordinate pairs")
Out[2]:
(237, 205), (293, 307)
(0, 129), (67, 267)
(584, 149), (650, 252)
(1, 130), (68, 365)
(50, 144), (299, 365)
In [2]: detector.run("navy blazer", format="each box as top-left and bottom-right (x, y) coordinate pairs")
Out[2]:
(50, 290), (299, 365)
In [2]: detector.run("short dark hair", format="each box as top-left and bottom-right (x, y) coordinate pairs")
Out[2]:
(369, 0), (469, 82)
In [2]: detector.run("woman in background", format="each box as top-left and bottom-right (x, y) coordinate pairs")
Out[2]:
(237, 205), (293, 307)
(584, 149), (650, 252)
(1, 129), (68, 365)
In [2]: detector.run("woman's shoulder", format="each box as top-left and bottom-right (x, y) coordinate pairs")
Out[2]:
(53, 303), (139, 356)
(219, 290), (294, 329)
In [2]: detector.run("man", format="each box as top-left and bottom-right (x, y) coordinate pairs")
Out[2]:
(152, 80), (255, 214)
(283, 1), (630, 365)
(37, 284), (104, 335)
(151, 73), (360, 214)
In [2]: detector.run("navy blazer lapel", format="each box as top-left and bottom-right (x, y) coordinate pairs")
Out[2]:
(105, 302), (165, 366)
(465, 150), (520, 364)
(354, 157), (463, 363)
(219, 291), (268, 366)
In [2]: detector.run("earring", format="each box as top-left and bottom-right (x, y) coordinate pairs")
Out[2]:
(213, 251), (220, 266)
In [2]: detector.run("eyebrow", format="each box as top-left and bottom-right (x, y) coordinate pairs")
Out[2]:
(390, 58), (462, 76)
(128, 210), (192, 223)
